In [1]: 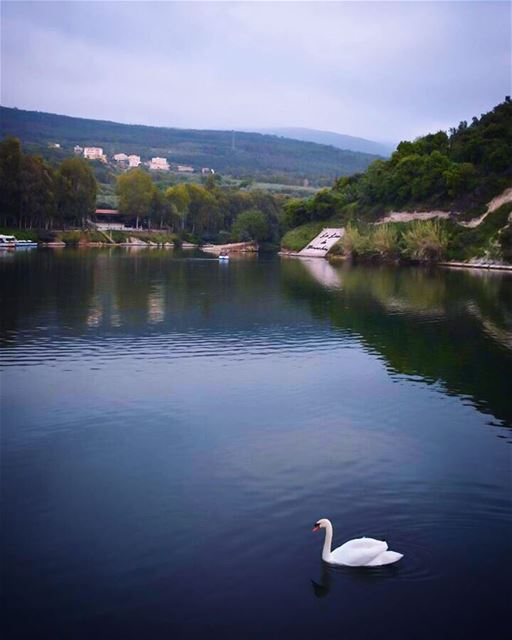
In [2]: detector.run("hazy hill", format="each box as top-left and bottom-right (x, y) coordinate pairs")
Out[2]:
(0, 107), (381, 186)
(255, 127), (394, 157)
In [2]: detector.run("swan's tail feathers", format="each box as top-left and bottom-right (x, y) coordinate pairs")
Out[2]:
(365, 550), (403, 567)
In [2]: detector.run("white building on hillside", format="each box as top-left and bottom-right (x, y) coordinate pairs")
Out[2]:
(149, 157), (169, 171)
(177, 165), (194, 173)
(113, 153), (128, 162)
(128, 155), (141, 167)
(84, 147), (105, 161)
(74, 145), (83, 155)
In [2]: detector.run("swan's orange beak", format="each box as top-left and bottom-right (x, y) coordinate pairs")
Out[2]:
(312, 525), (320, 532)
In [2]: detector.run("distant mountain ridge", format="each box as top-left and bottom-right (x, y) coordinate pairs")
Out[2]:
(0, 106), (381, 185)
(254, 127), (394, 157)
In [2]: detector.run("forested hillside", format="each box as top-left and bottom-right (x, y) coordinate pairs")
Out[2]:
(285, 98), (512, 227)
(0, 107), (380, 185)
(283, 99), (512, 263)
(0, 136), (285, 245)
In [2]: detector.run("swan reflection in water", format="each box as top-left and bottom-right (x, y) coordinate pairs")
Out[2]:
(311, 563), (333, 598)
(311, 559), (403, 598)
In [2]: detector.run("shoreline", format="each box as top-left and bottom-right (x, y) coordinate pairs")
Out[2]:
(11, 243), (512, 271)
(201, 241), (258, 255)
(282, 250), (512, 272)
(438, 261), (512, 272)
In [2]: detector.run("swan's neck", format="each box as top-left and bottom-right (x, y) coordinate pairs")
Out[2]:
(322, 522), (333, 561)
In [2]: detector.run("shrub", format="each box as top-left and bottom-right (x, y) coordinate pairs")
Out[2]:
(232, 209), (269, 242)
(60, 231), (83, 245)
(37, 230), (57, 243)
(401, 220), (448, 262)
(342, 224), (372, 257)
(327, 240), (344, 256)
(448, 203), (512, 260)
(371, 224), (400, 259)
(499, 225), (512, 263)
(86, 229), (107, 243)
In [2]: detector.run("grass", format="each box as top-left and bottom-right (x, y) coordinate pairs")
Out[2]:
(281, 218), (342, 252)
(281, 221), (326, 251)
(341, 224), (371, 257)
(108, 230), (178, 245)
(58, 229), (108, 245)
(251, 182), (320, 197)
(401, 220), (449, 262)
(335, 220), (449, 263)
(372, 224), (400, 259)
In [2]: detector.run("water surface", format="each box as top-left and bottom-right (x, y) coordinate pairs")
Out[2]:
(1, 249), (511, 639)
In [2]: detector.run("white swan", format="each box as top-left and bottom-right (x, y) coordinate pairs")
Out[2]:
(313, 518), (403, 567)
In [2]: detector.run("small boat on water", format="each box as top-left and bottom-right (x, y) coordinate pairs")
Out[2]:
(0, 234), (38, 249)
(0, 234), (16, 249)
(219, 252), (230, 261)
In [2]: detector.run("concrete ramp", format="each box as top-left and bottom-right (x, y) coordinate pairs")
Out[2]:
(298, 227), (344, 257)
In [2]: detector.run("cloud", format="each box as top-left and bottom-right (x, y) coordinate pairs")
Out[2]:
(1, 1), (510, 141)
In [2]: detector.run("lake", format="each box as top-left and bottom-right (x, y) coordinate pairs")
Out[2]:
(1, 248), (511, 639)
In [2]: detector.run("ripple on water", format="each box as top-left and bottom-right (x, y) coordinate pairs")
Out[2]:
(2, 255), (512, 639)
(323, 541), (436, 584)
(1, 327), (357, 369)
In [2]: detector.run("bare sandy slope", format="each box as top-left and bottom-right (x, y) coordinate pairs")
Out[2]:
(375, 186), (512, 228)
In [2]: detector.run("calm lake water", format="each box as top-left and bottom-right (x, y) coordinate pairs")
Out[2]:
(1, 248), (511, 639)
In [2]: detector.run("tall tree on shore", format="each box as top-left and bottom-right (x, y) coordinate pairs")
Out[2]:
(116, 169), (154, 229)
(165, 184), (190, 232)
(0, 136), (22, 226)
(232, 209), (269, 242)
(19, 156), (56, 229)
(185, 183), (220, 236)
(57, 157), (97, 227)
(149, 188), (174, 230)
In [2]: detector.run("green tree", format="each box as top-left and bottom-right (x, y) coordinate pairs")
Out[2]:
(149, 188), (173, 229)
(232, 209), (269, 242)
(57, 157), (97, 227)
(184, 183), (220, 237)
(116, 168), (154, 229)
(283, 198), (311, 228)
(443, 162), (477, 198)
(165, 183), (190, 231)
(19, 156), (56, 229)
(202, 173), (222, 190)
(0, 136), (22, 226)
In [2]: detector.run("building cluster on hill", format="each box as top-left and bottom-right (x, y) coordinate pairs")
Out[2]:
(69, 143), (214, 174)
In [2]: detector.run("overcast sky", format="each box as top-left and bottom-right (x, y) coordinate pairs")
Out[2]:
(1, 1), (510, 142)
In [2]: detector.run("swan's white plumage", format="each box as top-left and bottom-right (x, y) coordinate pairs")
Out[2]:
(329, 537), (388, 567)
(314, 518), (403, 567)
(364, 550), (404, 566)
